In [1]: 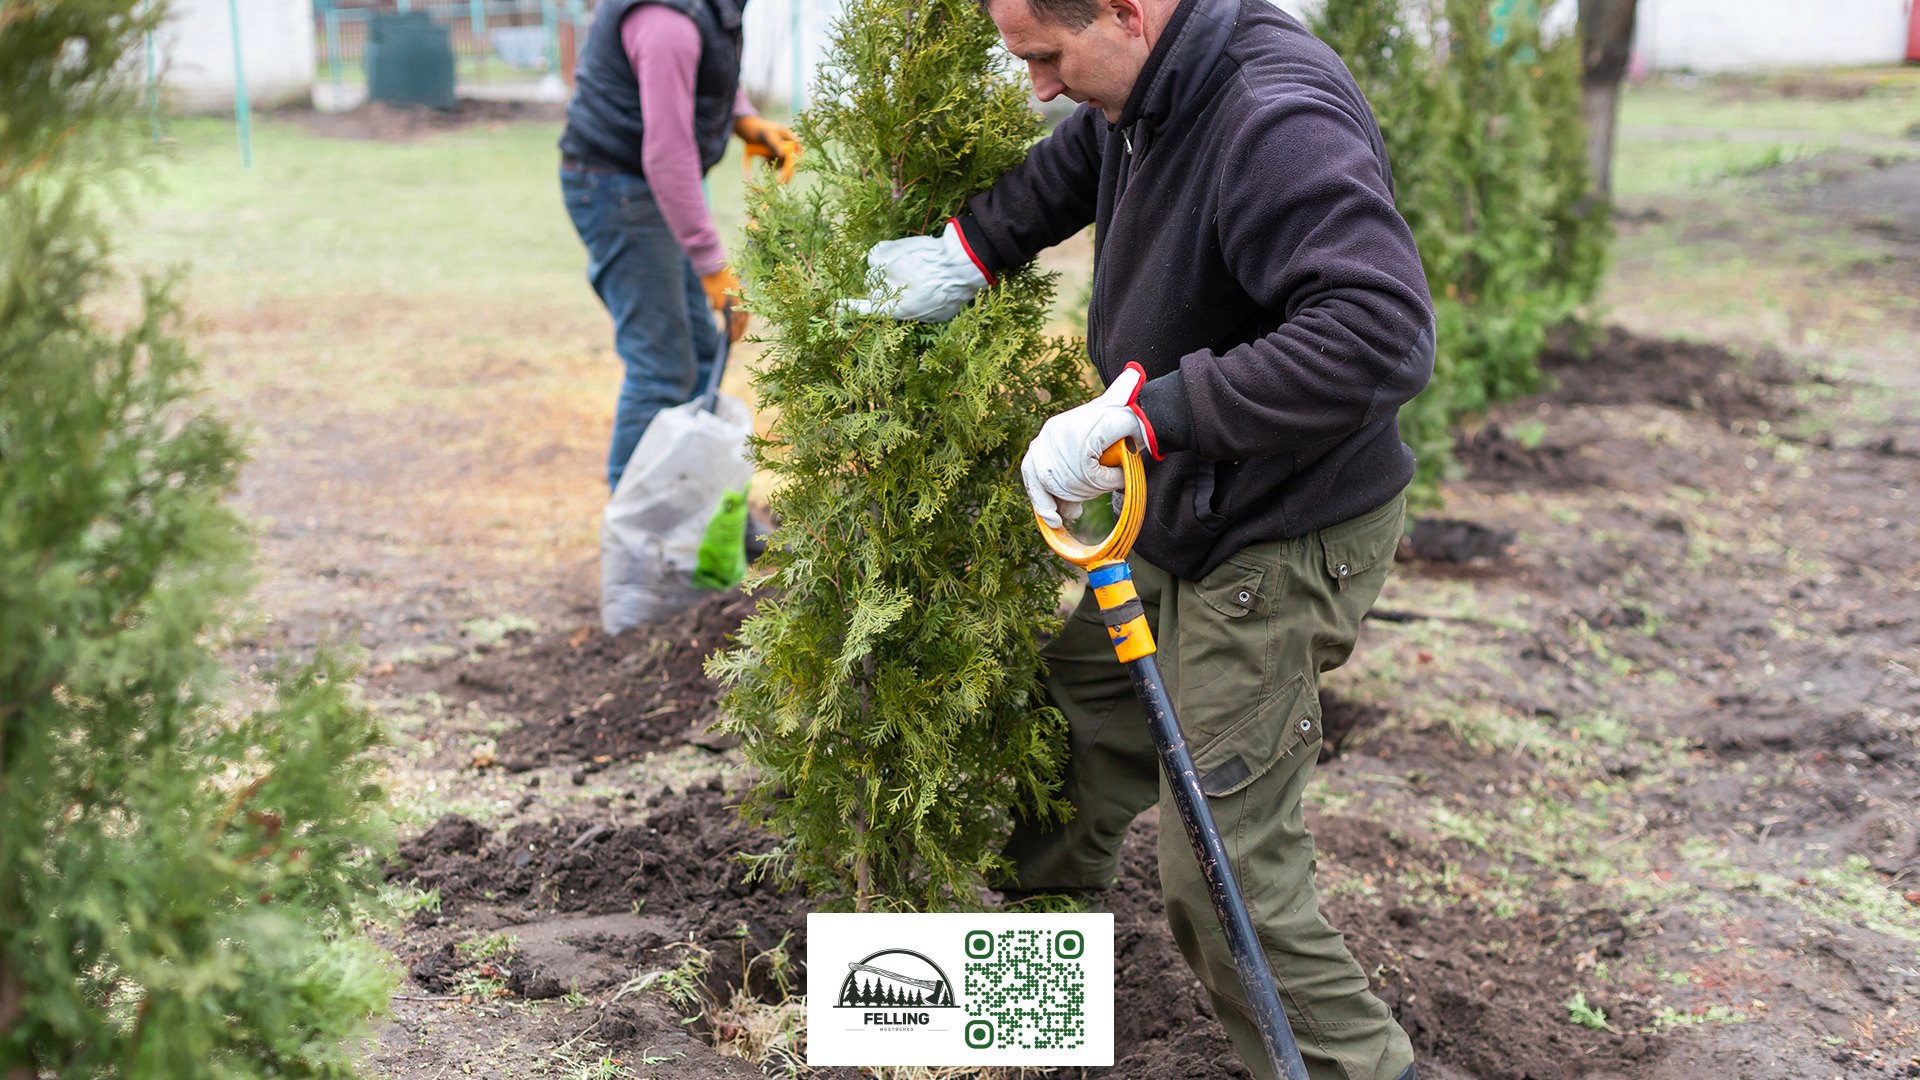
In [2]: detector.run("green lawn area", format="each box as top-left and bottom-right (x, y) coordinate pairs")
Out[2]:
(1622, 70), (1920, 138)
(1613, 71), (1920, 196)
(124, 114), (751, 305)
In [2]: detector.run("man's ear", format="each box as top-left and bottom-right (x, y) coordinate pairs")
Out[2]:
(1106, 0), (1148, 38)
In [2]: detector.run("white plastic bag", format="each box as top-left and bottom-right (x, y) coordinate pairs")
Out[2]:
(600, 391), (754, 634)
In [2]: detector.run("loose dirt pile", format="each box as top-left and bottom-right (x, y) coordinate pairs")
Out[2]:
(1454, 328), (1805, 493)
(436, 592), (754, 768)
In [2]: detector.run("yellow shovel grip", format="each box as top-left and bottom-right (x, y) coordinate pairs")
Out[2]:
(1033, 440), (1146, 569)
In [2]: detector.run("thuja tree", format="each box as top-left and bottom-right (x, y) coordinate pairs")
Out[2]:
(1, 3), (393, 1076)
(1314, 0), (1609, 498)
(710, 0), (1084, 911)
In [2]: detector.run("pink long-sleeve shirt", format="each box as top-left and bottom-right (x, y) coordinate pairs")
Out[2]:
(622, 5), (753, 276)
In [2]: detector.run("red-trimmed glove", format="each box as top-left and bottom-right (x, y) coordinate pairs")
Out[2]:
(841, 219), (994, 322)
(1020, 363), (1157, 528)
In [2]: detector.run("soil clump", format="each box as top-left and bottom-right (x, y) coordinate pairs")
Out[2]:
(432, 591), (754, 767)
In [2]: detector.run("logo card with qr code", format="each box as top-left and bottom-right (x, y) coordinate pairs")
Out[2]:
(805, 913), (1114, 1066)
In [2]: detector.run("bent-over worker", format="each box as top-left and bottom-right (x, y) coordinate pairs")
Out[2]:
(851, 0), (1435, 1077)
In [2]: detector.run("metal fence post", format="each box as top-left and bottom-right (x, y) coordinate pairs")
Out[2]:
(543, 0), (559, 75)
(790, 0), (805, 112)
(227, 0), (251, 168)
(470, 0), (486, 79)
(322, 0), (343, 104)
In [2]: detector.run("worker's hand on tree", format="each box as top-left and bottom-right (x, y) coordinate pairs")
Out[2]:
(1021, 363), (1151, 529)
(701, 267), (750, 342)
(841, 219), (992, 322)
(734, 115), (802, 183)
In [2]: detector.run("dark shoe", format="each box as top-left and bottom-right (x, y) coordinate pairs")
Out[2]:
(1394, 1065), (1419, 1080)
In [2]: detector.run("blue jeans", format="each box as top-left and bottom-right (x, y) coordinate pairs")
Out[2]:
(561, 166), (719, 490)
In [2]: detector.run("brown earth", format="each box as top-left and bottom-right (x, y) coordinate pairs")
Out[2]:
(394, 591), (758, 769)
(158, 127), (1920, 1077)
(369, 321), (1919, 1078)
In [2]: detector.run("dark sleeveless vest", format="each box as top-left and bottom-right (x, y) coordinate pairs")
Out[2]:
(559, 0), (744, 176)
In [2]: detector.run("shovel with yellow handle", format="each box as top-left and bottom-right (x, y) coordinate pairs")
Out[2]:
(1034, 439), (1311, 1080)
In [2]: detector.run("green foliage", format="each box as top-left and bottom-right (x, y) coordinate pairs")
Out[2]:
(710, 0), (1083, 911)
(1313, 0), (1610, 501)
(0, 3), (393, 1076)
(1565, 991), (1616, 1032)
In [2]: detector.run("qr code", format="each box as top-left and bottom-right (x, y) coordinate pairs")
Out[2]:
(961, 928), (1086, 1050)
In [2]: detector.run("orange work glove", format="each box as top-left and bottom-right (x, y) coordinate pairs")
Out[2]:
(733, 115), (802, 184)
(700, 267), (750, 342)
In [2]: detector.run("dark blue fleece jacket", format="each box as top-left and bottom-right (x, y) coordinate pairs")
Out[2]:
(961, 0), (1435, 580)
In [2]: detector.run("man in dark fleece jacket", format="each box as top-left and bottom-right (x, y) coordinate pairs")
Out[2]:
(854, 1), (1431, 1077)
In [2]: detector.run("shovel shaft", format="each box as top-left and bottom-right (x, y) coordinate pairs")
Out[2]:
(1126, 652), (1310, 1080)
(1048, 508), (1309, 1079)
(696, 300), (733, 413)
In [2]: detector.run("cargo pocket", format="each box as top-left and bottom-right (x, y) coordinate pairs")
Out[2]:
(1180, 555), (1273, 715)
(1189, 670), (1320, 798)
(1320, 494), (1405, 592)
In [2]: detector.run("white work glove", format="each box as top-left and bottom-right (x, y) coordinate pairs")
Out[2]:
(1022, 364), (1151, 529)
(842, 219), (993, 322)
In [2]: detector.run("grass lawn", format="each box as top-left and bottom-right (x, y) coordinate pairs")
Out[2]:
(1614, 71), (1920, 197)
(1603, 74), (1920, 373)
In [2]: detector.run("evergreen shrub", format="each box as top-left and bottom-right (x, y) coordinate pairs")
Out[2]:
(1314, 0), (1611, 499)
(1, 4), (394, 1075)
(710, 0), (1085, 911)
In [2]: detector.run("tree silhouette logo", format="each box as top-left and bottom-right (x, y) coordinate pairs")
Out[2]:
(835, 948), (957, 1009)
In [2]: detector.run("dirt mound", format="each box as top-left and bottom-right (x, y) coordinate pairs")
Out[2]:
(1319, 690), (1390, 762)
(392, 780), (810, 1010)
(287, 99), (566, 141)
(441, 591), (754, 767)
(1539, 327), (1798, 423)
(1402, 519), (1517, 564)
(395, 779), (783, 917)
(1456, 328), (1802, 489)
(1453, 423), (1611, 490)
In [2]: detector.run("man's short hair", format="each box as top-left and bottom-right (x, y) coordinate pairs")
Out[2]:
(981, 0), (1101, 31)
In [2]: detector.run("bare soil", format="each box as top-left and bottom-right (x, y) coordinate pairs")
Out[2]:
(365, 320), (1919, 1078)
(395, 591), (758, 770)
(179, 140), (1920, 1077)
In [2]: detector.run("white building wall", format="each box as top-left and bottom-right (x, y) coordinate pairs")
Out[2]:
(154, 0), (315, 114)
(1635, 0), (1912, 71)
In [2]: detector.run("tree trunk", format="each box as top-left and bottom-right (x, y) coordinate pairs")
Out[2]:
(1578, 0), (1639, 199)
(1582, 77), (1622, 199)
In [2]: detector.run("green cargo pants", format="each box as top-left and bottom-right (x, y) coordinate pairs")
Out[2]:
(1006, 493), (1414, 1080)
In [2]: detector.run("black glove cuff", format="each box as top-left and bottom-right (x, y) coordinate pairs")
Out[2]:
(1136, 370), (1195, 456)
(955, 215), (1010, 278)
